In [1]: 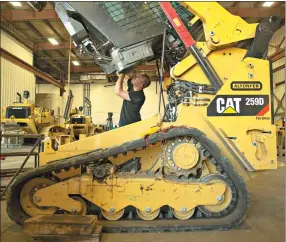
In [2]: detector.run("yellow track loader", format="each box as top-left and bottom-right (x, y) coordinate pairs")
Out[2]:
(63, 90), (104, 142)
(66, 106), (104, 140)
(7, 2), (281, 233)
(1, 91), (68, 147)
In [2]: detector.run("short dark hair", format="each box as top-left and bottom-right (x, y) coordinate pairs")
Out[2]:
(138, 74), (151, 88)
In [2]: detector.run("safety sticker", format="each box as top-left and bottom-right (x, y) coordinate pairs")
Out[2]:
(173, 18), (181, 27)
(207, 95), (269, 116)
(231, 81), (262, 91)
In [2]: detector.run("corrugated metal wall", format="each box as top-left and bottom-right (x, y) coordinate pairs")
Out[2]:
(268, 26), (285, 122)
(1, 30), (35, 108)
(1, 31), (33, 64)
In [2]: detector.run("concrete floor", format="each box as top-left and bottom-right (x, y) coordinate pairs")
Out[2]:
(1, 159), (285, 242)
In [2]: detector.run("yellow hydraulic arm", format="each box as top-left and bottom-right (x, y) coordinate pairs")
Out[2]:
(172, 2), (261, 79)
(180, 2), (257, 50)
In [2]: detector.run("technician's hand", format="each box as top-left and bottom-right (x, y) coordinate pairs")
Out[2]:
(118, 73), (126, 79)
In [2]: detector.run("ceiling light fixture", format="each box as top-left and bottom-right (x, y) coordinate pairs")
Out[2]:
(262, 2), (274, 7)
(72, 61), (80, 66)
(48, 38), (59, 45)
(10, 2), (22, 7)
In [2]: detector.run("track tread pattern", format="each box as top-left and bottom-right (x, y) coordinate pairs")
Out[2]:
(6, 127), (250, 232)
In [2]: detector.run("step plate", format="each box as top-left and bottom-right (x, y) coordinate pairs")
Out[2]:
(24, 214), (100, 238)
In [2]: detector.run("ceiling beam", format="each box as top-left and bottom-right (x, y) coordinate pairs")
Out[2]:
(43, 20), (64, 41)
(1, 7), (285, 22)
(273, 64), (285, 73)
(35, 56), (92, 61)
(34, 42), (76, 51)
(43, 20), (82, 61)
(275, 80), (285, 87)
(26, 21), (64, 58)
(231, 2), (240, 8)
(42, 20), (66, 58)
(268, 47), (285, 62)
(253, 2), (262, 7)
(0, 47), (64, 90)
(70, 65), (157, 73)
(25, 22), (66, 73)
(227, 7), (285, 18)
(71, 66), (102, 73)
(1, 9), (59, 21)
(1, 22), (34, 51)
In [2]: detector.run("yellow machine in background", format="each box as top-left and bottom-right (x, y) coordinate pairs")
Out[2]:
(66, 106), (104, 141)
(6, 1), (282, 233)
(1, 91), (68, 147)
(62, 90), (104, 142)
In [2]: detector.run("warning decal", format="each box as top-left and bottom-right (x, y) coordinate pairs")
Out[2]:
(207, 95), (269, 116)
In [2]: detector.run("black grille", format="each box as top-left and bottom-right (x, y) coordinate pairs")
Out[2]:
(5, 106), (31, 119)
(70, 117), (85, 124)
(98, 2), (194, 31)
(97, 2), (200, 40)
(98, 2), (162, 32)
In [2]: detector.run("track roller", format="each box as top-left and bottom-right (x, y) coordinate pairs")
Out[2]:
(63, 196), (87, 215)
(136, 208), (160, 220)
(20, 177), (58, 217)
(198, 174), (235, 216)
(171, 207), (195, 220)
(101, 208), (125, 220)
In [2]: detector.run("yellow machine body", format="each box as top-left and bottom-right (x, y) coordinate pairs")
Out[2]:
(35, 44), (277, 219)
(1, 98), (68, 144)
(40, 53), (276, 173)
(7, 2), (280, 231)
(65, 109), (104, 141)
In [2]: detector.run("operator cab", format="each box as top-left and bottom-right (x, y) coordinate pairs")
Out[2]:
(5, 106), (31, 119)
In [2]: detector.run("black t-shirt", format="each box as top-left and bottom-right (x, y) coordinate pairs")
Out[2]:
(119, 79), (145, 125)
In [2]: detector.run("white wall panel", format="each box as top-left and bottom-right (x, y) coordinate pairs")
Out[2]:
(273, 58), (285, 71)
(1, 58), (35, 108)
(37, 81), (165, 126)
(268, 26), (285, 56)
(268, 25), (285, 122)
(36, 84), (61, 95)
(1, 31), (35, 108)
(86, 81), (163, 125)
(36, 84), (83, 122)
(0, 31), (33, 65)
(273, 67), (285, 84)
(35, 93), (67, 124)
(67, 84), (83, 109)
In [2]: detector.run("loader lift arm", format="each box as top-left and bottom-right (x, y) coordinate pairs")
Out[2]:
(160, 2), (223, 91)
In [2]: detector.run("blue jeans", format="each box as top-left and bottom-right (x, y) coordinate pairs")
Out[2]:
(119, 119), (126, 127)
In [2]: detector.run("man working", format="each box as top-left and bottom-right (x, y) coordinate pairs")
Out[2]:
(115, 73), (151, 127)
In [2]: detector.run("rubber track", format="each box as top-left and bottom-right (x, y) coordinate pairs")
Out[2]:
(0, 168), (31, 178)
(6, 127), (250, 232)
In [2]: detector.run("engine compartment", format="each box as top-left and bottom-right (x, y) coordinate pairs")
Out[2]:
(55, 2), (203, 73)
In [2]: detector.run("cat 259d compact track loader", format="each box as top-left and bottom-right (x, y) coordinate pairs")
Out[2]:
(7, 2), (281, 232)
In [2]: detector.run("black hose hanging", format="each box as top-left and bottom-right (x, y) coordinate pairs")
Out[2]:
(158, 27), (167, 114)
(155, 59), (160, 95)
